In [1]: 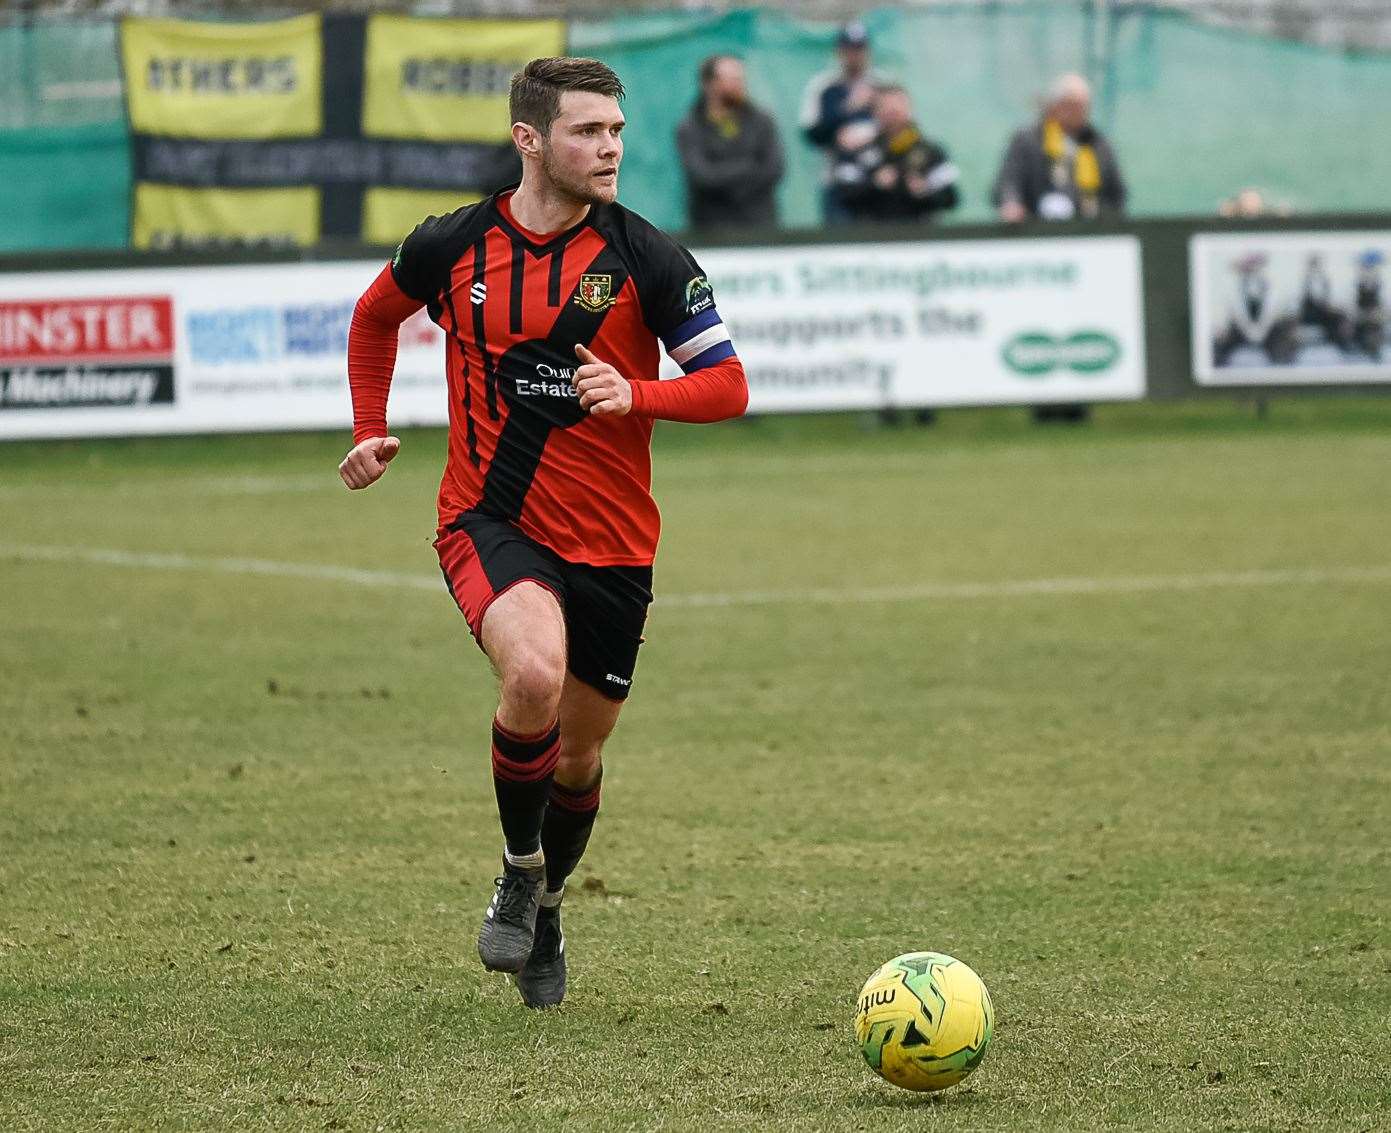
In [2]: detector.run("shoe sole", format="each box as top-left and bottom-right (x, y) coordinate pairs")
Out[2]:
(478, 935), (532, 974)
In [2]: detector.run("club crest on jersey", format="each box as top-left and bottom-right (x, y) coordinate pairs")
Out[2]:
(575, 274), (616, 313)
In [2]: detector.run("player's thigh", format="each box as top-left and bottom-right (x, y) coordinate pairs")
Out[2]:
(480, 581), (567, 683)
(434, 514), (568, 695)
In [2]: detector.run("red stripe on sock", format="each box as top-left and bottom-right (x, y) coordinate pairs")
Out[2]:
(491, 740), (560, 783)
(493, 717), (559, 744)
(549, 782), (601, 813)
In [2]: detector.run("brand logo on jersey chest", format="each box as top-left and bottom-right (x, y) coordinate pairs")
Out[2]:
(575, 274), (616, 313)
(470, 282), (487, 305)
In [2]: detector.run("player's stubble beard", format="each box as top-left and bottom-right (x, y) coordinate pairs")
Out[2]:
(539, 141), (619, 208)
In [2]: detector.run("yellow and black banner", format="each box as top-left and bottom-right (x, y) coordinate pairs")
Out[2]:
(362, 16), (564, 142)
(121, 15), (564, 248)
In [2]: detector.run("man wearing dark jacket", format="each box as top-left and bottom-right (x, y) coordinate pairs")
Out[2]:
(831, 85), (959, 224)
(676, 55), (785, 232)
(800, 21), (887, 224)
(992, 73), (1125, 223)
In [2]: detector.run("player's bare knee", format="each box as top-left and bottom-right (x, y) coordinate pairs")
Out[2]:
(500, 649), (566, 721)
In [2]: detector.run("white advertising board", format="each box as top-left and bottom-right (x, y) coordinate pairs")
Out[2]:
(0, 234), (1146, 440)
(681, 235), (1146, 412)
(0, 261), (445, 440)
(1191, 231), (1391, 385)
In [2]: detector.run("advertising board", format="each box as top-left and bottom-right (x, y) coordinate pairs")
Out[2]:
(1190, 231), (1391, 385)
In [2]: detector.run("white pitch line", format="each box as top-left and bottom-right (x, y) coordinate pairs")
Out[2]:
(4, 542), (1391, 610)
(0, 474), (334, 500)
(1, 543), (439, 592)
(660, 566), (1391, 608)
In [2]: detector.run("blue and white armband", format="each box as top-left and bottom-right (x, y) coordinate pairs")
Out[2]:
(664, 308), (736, 374)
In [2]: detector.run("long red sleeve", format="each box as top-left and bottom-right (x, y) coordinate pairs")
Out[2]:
(628, 357), (749, 423)
(348, 263), (425, 444)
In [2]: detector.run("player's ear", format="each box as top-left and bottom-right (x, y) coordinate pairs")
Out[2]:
(512, 121), (543, 160)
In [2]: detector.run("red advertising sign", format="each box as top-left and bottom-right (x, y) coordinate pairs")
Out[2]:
(0, 296), (175, 363)
(0, 295), (176, 411)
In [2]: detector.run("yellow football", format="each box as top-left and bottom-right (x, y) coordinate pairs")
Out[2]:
(854, 951), (994, 1092)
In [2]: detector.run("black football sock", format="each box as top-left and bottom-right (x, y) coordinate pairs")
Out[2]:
(491, 718), (561, 859)
(541, 772), (602, 894)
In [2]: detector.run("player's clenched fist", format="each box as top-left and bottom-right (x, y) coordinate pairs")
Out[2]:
(572, 344), (632, 417)
(338, 435), (401, 489)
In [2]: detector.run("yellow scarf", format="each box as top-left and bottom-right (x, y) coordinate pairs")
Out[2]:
(886, 126), (921, 156)
(1042, 117), (1101, 194)
(706, 106), (741, 140)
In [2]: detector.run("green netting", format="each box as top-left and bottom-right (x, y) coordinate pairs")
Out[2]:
(0, 19), (123, 130)
(0, 123), (129, 253)
(2, 5), (1391, 254)
(578, 5), (1391, 230)
(1109, 13), (1391, 216)
(0, 20), (127, 252)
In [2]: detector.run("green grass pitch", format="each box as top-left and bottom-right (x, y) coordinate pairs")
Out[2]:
(2, 400), (1389, 1131)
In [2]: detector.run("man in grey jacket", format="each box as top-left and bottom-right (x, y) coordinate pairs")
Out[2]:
(676, 55), (785, 232)
(993, 73), (1124, 424)
(992, 73), (1126, 223)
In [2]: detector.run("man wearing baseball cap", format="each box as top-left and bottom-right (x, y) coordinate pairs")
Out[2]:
(800, 20), (888, 224)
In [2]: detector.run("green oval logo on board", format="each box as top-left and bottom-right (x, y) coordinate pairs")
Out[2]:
(1002, 330), (1121, 377)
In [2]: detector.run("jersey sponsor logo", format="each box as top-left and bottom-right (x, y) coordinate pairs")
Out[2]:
(470, 281), (487, 305)
(575, 273), (616, 313)
(684, 275), (714, 317)
(514, 377), (578, 400)
(514, 363), (579, 401)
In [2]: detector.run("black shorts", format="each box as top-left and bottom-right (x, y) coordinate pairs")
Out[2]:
(433, 511), (653, 701)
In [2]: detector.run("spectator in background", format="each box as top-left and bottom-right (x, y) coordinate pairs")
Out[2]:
(833, 84), (957, 428)
(992, 73), (1126, 223)
(1218, 187), (1291, 219)
(831, 84), (960, 224)
(800, 20), (888, 224)
(676, 54), (785, 233)
(993, 73), (1123, 424)
(1220, 187), (1271, 219)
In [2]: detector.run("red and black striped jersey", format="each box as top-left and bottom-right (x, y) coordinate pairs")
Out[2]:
(381, 189), (744, 567)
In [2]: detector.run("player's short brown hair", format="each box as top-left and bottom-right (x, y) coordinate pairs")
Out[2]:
(509, 57), (625, 137)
